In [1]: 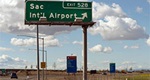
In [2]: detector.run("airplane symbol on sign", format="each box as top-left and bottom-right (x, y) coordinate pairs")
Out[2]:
(74, 12), (88, 21)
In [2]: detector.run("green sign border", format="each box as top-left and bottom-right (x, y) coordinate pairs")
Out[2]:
(25, 0), (95, 26)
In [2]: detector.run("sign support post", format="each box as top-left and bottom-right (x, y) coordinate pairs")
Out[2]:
(82, 26), (88, 80)
(36, 25), (40, 80)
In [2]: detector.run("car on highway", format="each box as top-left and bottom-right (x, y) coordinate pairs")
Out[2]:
(102, 72), (107, 75)
(11, 72), (18, 79)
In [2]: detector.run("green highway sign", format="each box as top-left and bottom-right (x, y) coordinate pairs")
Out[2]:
(1, 69), (6, 74)
(25, 1), (92, 25)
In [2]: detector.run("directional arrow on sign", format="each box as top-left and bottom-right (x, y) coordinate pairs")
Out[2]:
(82, 13), (88, 19)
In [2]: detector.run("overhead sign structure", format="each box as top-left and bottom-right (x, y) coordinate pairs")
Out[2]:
(110, 63), (116, 73)
(25, 1), (95, 80)
(25, 1), (92, 25)
(67, 56), (77, 73)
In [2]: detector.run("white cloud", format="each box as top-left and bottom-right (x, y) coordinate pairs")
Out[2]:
(89, 16), (149, 40)
(118, 64), (149, 70)
(0, 0), (28, 33)
(118, 61), (150, 70)
(124, 45), (139, 49)
(0, 47), (12, 51)
(19, 48), (27, 52)
(147, 0), (150, 4)
(124, 45), (128, 49)
(0, 54), (28, 69)
(0, 0), (80, 37)
(88, 64), (99, 70)
(89, 45), (103, 52)
(10, 35), (60, 47)
(93, 2), (126, 20)
(57, 58), (66, 63)
(57, 64), (66, 70)
(89, 44), (112, 53)
(55, 58), (66, 70)
(44, 36), (60, 47)
(1, 0), (148, 41)
(146, 37), (150, 46)
(0, 0), (17, 7)
(136, 6), (143, 13)
(90, 2), (149, 40)
(130, 46), (139, 49)
(122, 61), (136, 65)
(10, 38), (36, 46)
(101, 61), (110, 64)
(72, 41), (83, 45)
(117, 61), (136, 70)
(103, 47), (113, 53)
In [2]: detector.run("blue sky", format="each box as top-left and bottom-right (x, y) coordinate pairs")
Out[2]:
(0, 0), (150, 71)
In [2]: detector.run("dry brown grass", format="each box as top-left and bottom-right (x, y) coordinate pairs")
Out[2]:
(2, 70), (149, 80)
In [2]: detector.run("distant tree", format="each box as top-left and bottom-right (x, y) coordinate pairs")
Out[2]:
(121, 70), (127, 74)
(31, 65), (33, 69)
(81, 66), (83, 71)
(25, 66), (27, 69)
(53, 62), (56, 70)
(129, 67), (132, 71)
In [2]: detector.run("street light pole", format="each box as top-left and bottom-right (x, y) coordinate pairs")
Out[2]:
(29, 49), (47, 80)
(17, 33), (45, 80)
(42, 38), (44, 80)
(45, 50), (47, 80)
